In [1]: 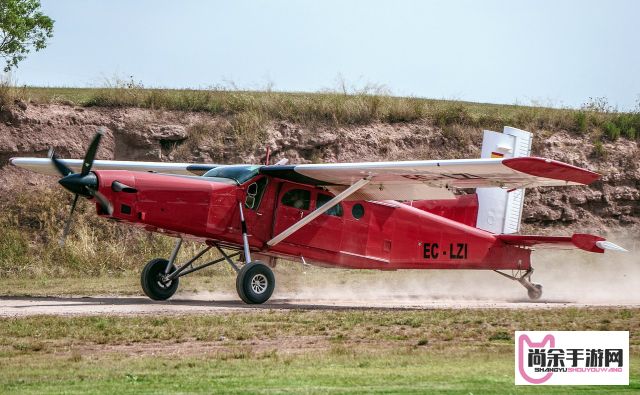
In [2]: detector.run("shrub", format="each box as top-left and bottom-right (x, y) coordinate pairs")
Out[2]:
(581, 96), (613, 113)
(434, 104), (472, 127)
(574, 111), (587, 133)
(603, 121), (621, 140)
(624, 127), (637, 140)
(592, 140), (606, 158)
(613, 113), (640, 139)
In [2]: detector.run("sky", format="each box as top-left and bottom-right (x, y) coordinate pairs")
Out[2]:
(13, 0), (640, 109)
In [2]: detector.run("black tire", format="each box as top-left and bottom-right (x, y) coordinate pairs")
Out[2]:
(141, 258), (179, 301)
(527, 284), (543, 300)
(235, 261), (275, 304)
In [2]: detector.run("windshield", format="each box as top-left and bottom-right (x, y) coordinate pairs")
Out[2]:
(203, 165), (261, 184)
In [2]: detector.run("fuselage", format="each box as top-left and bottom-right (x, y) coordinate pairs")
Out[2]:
(94, 168), (532, 271)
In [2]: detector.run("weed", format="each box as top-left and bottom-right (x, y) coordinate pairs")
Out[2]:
(582, 97), (614, 113)
(68, 351), (82, 362)
(434, 104), (471, 127)
(488, 331), (511, 341)
(625, 127), (637, 139)
(574, 111), (587, 133)
(12, 341), (45, 353)
(603, 121), (621, 140)
(592, 140), (606, 158)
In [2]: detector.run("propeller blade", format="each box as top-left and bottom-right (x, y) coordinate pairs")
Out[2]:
(55, 129), (111, 245)
(80, 129), (104, 176)
(59, 194), (80, 246)
(89, 189), (113, 216)
(49, 148), (73, 177)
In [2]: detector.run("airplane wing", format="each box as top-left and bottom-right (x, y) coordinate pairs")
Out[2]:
(11, 156), (599, 201)
(9, 158), (218, 176)
(260, 157), (600, 200)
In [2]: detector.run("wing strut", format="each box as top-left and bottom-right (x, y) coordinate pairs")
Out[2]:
(266, 177), (371, 247)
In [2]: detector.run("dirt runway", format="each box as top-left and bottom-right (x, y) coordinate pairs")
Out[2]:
(2, 241), (638, 317)
(1, 293), (638, 317)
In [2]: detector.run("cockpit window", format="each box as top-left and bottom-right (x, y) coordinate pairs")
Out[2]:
(281, 189), (311, 210)
(245, 177), (268, 210)
(203, 165), (261, 184)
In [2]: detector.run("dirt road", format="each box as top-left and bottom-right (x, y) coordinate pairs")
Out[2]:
(1, 293), (638, 317)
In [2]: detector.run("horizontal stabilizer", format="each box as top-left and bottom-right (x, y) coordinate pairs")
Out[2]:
(498, 233), (628, 254)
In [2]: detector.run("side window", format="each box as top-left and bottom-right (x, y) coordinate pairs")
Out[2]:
(281, 189), (311, 210)
(351, 203), (365, 219)
(245, 177), (268, 210)
(317, 193), (343, 217)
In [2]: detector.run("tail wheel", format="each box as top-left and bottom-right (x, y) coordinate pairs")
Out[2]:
(141, 258), (179, 300)
(527, 283), (543, 300)
(236, 261), (275, 304)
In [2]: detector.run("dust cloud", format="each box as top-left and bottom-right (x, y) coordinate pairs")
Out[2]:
(276, 233), (640, 305)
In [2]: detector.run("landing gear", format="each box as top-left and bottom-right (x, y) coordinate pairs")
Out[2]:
(495, 268), (543, 300)
(141, 258), (179, 300)
(527, 283), (543, 300)
(139, 203), (276, 304)
(235, 262), (275, 304)
(140, 239), (241, 302)
(233, 202), (275, 304)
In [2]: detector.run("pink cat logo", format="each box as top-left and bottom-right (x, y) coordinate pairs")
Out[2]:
(518, 333), (556, 384)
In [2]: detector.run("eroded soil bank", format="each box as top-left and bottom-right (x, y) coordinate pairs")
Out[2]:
(1, 102), (638, 233)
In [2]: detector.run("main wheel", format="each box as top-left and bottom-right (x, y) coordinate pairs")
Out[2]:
(527, 283), (543, 300)
(235, 261), (275, 304)
(141, 258), (179, 301)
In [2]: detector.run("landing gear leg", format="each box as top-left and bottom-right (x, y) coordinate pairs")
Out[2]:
(141, 237), (242, 301)
(234, 202), (275, 304)
(495, 268), (543, 300)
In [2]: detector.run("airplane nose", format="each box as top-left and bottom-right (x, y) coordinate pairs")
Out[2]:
(58, 173), (98, 196)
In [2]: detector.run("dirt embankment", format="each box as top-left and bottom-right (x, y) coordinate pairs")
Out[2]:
(0, 101), (638, 233)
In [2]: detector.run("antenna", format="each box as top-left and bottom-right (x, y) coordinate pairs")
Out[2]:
(264, 146), (271, 165)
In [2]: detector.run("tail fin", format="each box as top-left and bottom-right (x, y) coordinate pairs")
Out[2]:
(475, 126), (532, 234)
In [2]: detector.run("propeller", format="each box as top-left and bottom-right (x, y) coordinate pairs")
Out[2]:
(50, 129), (113, 245)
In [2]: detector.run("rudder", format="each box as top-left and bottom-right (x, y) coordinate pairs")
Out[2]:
(475, 126), (532, 234)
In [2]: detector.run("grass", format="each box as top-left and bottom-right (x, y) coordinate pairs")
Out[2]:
(0, 309), (638, 393)
(4, 351), (638, 394)
(1, 83), (639, 146)
(1, 309), (637, 345)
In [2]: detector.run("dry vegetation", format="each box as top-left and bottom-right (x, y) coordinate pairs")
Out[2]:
(1, 80), (639, 149)
(0, 186), (243, 280)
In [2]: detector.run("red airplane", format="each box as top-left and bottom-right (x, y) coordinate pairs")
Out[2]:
(11, 126), (626, 304)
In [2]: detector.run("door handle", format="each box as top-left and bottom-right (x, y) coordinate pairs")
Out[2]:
(299, 211), (304, 219)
